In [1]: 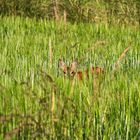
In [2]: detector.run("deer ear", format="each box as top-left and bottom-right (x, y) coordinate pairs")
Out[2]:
(70, 60), (78, 71)
(58, 59), (67, 71)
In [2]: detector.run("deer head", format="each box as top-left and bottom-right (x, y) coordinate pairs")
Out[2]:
(58, 59), (78, 79)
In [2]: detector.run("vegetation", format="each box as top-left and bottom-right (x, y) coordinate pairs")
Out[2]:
(0, 15), (139, 139)
(0, 1), (140, 139)
(0, 0), (140, 25)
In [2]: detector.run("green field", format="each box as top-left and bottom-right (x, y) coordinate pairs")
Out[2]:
(0, 16), (140, 139)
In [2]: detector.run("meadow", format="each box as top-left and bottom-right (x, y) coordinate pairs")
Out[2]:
(0, 16), (140, 139)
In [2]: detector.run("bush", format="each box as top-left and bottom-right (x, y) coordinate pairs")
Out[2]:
(0, 0), (140, 25)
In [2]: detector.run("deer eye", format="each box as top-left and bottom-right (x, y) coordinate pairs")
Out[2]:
(63, 71), (66, 74)
(71, 71), (74, 75)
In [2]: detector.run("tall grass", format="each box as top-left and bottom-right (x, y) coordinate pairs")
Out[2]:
(0, 16), (140, 139)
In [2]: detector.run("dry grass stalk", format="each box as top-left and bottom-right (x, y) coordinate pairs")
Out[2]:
(64, 10), (67, 30)
(93, 77), (97, 98)
(54, 0), (59, 21)
(2, 113), (45, 139)
(48, 38), (53, 70)
(114, 47), (130, 70)
(39, 69), (57, 93)
(4, 121), (34, 140)
(51, 91), (55, 114)
(4, 126), (22, 140)
(64, 10), (67, 23)
(0, 114), (12, 123)
(51, 90), (55, 139)
(40, 70), (54, 83)
(86, 40), (106, 51)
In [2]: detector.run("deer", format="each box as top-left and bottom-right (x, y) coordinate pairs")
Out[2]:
(58, 47), (130, 81)
(58, 59), (104, 80)
(58, 47), (130, 97)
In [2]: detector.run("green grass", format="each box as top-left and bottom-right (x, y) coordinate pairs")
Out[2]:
(0, 16), (140, 139)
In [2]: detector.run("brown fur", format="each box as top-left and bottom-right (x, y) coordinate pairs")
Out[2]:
(58, 59), (103, 80)
(92, 67), (104, 75)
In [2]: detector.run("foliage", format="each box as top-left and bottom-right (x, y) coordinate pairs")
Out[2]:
(0, 16), (140, 139)
(0, 0), (140, 25)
